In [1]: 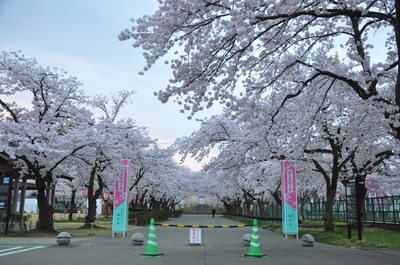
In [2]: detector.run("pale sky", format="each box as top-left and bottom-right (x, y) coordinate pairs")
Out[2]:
(0, 0), (219, 170)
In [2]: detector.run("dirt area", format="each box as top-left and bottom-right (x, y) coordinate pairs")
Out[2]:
(2, 221), (136, 238)
(53, 221), (114, 237)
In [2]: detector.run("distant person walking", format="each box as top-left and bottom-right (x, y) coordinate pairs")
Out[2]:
(212, 207), (216, 218)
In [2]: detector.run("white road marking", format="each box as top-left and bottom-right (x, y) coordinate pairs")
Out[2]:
(0, 246), (23, 252)
(0, 246), (45, 256)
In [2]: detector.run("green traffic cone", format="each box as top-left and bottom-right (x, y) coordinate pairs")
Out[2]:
(243, 219), (268, 258)
(140, 218), (164, 257)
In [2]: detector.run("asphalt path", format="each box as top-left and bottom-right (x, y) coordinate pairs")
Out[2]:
(1, 214), (400, 265)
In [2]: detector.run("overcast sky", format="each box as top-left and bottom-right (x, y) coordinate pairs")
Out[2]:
(0, 0), (219, 170)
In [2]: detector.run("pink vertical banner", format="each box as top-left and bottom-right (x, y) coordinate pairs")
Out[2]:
(281, 160), (298, 237)
(112, 159), (130, 236)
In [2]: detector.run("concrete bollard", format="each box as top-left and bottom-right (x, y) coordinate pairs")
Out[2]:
(301, 234), (315, 247)
(242, 233), (251, 247)
(131, 233), (145, 246)
(56, 232), (71, 245)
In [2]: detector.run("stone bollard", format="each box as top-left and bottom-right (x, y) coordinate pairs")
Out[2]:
(56, 232), (71, 245)
(242, 233), (251, 247)
(131, 233), (145, 246)
(301, 234), (315, 247)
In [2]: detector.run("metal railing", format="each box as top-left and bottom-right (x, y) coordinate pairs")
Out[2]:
(305, 196), (400, 224)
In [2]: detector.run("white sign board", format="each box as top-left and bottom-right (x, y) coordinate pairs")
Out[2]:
(189, 228), (201, 245)
(198, 196), (205, 205)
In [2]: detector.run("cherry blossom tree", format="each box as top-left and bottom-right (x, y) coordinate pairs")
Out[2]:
(129, 147), (192, 211)
(122, 2), (399, 161)
(71, 91), (154, 224)
(0, 51), (157, 230)
(0, 51), (96, 232)
(175, 73), (397, 230)
(121, 1), (399, 137)
(122, 1), (399, 230)
(253, 82), (395, 230)
(53, 177), (86, 221)
(365, 174), (387, 197)
(294, 162), (323, 221)
(62, 170), (86, 221)
(203, 169), (245, 214)
(176, 114), (276, 215)
(365, 168), (400, 197)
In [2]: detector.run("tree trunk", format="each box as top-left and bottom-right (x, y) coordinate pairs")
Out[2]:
(298, 190), (315, 221)
(222, 201), (233, 213)
(36, 177), (55, 232)
(300, 201), (306, 221)
(234, 199), (242, 214)
(312, 158), (340, 232)
(244, 202), (251, 215)
(132, 194), (139, 208)
(85, 193), (98, 224)
(68, 189), (76, 221)
(221, 199), (236, 214)
(257, 199), (266, 217)
(357, 176), (367, 231)
(161, 198), (168, 211)
(243, 193), (252, 215)
(151, 197), (160, 210)
(323, 191), (336, 231)
(140, 191), (148, 209)
(84, 167), (103, 224)
(270, 187), (282, 206)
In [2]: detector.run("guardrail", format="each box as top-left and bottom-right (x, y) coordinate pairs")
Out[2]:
(154, 223), (252, 228)
(222, 213), (282, 221)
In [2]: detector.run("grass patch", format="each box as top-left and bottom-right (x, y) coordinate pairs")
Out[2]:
(75, 224), (108, 230)
(2, 210), (181, 238)
(53, 221), (129, 237)
(224, 216), (400, 251)
(317, 227), (400, 251)
(1, 220), (134, 237)
(223, 215), (280, 229)
(54, 219), (85, 223)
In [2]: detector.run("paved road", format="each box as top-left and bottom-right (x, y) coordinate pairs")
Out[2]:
(1, 214), (400, 265)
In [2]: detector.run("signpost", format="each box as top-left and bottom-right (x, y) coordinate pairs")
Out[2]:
(345, 181), (357, 234)
(0, 174), (13, 235)
(0, 176), (11, 210)
(281, 161), (298, 239)
(112, 159), (130, 237)
(345, 179), (362, 240)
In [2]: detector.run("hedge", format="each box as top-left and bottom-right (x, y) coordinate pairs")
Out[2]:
(129, 209), (182, 226)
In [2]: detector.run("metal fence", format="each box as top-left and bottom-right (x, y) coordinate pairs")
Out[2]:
(305, 196), (400, 224)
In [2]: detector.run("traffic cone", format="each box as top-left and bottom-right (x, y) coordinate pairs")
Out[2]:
(243, 219), (268, 258)
(140, 218), (164, 257)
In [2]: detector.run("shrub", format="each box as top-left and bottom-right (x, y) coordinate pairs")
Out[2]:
(129, 210), (171, 226)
